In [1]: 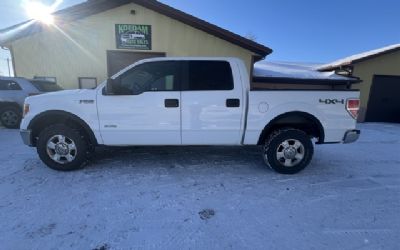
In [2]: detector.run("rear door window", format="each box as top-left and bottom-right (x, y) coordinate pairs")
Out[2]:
(183, 61), (234, 91)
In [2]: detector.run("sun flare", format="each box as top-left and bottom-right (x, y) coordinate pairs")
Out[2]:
(23, 0), (63, 25)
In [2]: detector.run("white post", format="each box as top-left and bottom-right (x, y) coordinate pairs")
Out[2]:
(6, 58), (11, 76)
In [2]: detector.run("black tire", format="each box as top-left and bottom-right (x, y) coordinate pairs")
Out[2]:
(0, 106), (22, 129)
(263, 128), (314, 174)
(36, 124), (90, 171)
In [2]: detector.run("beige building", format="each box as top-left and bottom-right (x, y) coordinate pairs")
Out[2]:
(0, 0), (271, 89)
(319, 44), (400, 122)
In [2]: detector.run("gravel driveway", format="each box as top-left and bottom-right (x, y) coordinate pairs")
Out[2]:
(0, 123), (399, 249)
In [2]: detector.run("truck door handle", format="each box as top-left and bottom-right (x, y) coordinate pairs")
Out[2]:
(226, 98), (240, 108)
(165, 99), (179, 108)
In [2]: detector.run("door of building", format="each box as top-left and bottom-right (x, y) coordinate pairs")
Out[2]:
(365, 75), (400, 123)
(107, 51), (165, 77)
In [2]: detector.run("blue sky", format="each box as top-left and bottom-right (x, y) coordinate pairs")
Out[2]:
(0, 0), (399, 76)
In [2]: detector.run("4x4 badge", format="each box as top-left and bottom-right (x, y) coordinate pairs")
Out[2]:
(319, 99), (345, 104)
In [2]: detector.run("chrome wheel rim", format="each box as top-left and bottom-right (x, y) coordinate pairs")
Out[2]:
(276, 139), (305, 167)
(1, 111), (19, 127)
(46, 135), (77, 164)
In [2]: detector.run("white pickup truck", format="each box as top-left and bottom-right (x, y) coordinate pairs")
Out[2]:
(20, 57), (360, 174)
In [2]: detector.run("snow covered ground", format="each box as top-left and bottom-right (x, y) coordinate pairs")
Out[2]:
(0, 123), (399, 249)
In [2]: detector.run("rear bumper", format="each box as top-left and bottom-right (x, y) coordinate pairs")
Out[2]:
(20, 129), (33, 146)
(343, 129), (360, 144)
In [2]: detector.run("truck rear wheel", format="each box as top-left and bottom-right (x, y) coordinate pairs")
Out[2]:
(37, 124), (89, 171)
(263, 128), (313, 174)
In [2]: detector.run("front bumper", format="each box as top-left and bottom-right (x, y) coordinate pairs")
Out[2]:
(343, 129), (360, 144)
(20, 129), (33, 146)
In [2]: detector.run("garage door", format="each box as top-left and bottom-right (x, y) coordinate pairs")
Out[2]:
(365, 75), (400, 123)
(107, 51), (165, 77)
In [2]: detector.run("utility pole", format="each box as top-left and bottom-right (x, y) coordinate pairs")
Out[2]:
(6, 58), (11, 76)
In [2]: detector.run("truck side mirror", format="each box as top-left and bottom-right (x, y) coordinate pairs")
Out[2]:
(105, 78), (118, 95)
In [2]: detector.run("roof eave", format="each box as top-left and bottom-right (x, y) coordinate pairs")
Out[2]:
(319, 46), (400, 71)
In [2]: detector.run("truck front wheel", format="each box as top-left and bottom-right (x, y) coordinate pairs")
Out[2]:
(36, 124), (89, 171)
(263, 128), (314, 174)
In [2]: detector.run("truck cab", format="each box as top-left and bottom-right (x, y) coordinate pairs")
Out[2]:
(98, 58), (247, 145)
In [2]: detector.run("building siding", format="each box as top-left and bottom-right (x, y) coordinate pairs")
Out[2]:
(10, 3), (256, 89)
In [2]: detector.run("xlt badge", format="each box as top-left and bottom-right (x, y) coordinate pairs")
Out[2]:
(79, 100), (95, 104)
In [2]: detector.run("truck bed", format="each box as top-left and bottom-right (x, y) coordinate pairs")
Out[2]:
(244, 90), (360, 144)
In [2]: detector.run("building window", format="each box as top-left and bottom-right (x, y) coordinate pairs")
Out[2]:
(79, 77), (97, 89)
(34, 76), (57, 83)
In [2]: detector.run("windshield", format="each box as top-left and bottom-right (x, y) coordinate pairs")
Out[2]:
(31, 80), (63, 92)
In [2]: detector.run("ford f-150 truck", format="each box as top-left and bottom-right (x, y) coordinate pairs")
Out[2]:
(20, 57), (360, 174)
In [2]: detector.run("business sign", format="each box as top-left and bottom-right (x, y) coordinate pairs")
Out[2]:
(115, 24), (152, 50)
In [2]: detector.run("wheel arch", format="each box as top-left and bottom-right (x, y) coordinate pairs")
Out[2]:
(257, 111), (325, 145)
(28, 110), (98, 147)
